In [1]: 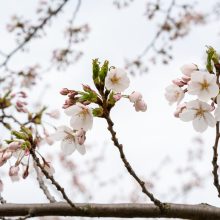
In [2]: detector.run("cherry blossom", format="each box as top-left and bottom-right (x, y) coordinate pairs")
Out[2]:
(180, 63), (198, 77)
(65, 103), (93, 131)
(134, 99), (147, 112)
(50, 126), (86, 155)
(129, 91), (142, 103)
(165, 84), (185, 105)
(179, 99), (216, 132)
(105, 68), (130, 93)
(187, 71), (219, 101)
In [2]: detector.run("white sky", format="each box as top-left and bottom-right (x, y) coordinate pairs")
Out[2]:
(1, 0), (220, 218)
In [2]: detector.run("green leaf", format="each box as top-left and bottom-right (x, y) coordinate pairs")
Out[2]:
(92, 59), (100, 83)
(99, 60), (109, 82)
(92, 107), (103, 117)
(11, 131), (29, 140)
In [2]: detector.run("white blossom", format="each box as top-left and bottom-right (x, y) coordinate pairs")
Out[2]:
(50, 126), (86, 155)
(105, 68), (130, 93)
(179, 99), (216, 132)
(165, 84), (184, 105)
(180, 63), (198, 77)
(187, 71), (219, 101)
(65, 103), (93, 131)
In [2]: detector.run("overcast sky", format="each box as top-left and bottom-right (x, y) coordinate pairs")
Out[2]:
(1, 0), (220, 215)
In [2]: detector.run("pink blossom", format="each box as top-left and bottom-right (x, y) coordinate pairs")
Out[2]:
(60, 88), (70, 95)
(129, 91), (142, 103)
(8, 142), (21, 151)
(172, 79), (185, 87)
(76, 129), (86, 145)
(113, 93), (122, 101)
(134, 100), (147, 112)
(9, 165), (19, 177)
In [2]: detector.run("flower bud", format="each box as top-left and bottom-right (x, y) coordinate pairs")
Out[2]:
(113, 93), (122, 101)
(9, 165), (19, 177)
(60, 88), (69, 95)
(129, 91), (142, 103)
(180, 64), (198, 77)
(76, 129), (86, 145)
(134, 100), (147, 112)
(172, 79), (185, 87)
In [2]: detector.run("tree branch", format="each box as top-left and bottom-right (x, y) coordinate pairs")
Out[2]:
(33, 162), (56, 203)
(104, 114), (163, 210)
(0, 0), (70, 68)
(0, 202), (219, 219)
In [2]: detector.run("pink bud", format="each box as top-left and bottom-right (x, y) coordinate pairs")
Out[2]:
(129, 91), (142, 103)
(76, 129), (86, 145)
(113, 93), (122, 101)
(172, 79), (185, 87)
(181, 75), (191, 83)
(180, 64), (198, 77)
(16, 101), (27, 108)
(22, 166), (29, 179)
(18, 91), (27, 98)
(134, 100), (147, 112)
(2, 151), (12, 160)
(8, 142), (21, 151)
(60, 88), (69, 95)
(9, 165), (19, 177)
(68, 91), (78, 99)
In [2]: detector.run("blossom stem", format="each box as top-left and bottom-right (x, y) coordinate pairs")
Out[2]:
(104, 113), (164, 211)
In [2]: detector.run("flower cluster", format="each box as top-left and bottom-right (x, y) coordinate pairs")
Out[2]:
(165, 47), (220, 132)
(51, 59), (147, 155)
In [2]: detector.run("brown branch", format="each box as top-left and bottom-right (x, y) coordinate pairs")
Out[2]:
(212, 122), (220, 197)
(0, 0), (70, 68)
(104, 114), (164, 210)
(33, 162), (56, 203)
(30, 149), (79, 210)
(0, 202), (219, 219)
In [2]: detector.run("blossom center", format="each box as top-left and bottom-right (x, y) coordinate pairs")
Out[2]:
(200, 80), (209, 91)
(195, 107), (206, 118)
(110, 74), (120, 84)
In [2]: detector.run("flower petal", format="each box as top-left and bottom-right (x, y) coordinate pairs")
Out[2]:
(61, 139), (76, 155)
(179, 110), (195, 122)
(204, 112), (216, 127)
(76, 144), (86, 155)
(192, 117), (208, 132)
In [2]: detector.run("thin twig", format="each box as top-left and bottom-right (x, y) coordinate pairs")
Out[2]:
(104, 114), (164, 211)
(137, 0), (176, 59)
(33, 162), (56, 203)
(212, 63), (220, 197)
(30, 148), (80, 210)
(0, 0), (70, 68)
